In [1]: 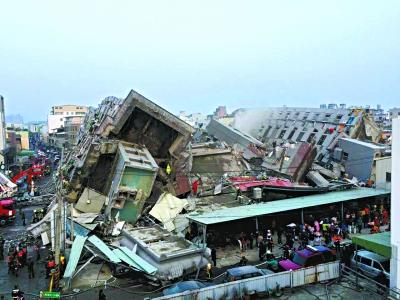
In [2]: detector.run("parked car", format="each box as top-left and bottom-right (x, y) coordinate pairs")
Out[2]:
(163, 280), (212, 296)
(350, 250), (390, 284)
(224, 265), (274, 282)
(279, 245), (336, 271)
(313, 246), (337, 262)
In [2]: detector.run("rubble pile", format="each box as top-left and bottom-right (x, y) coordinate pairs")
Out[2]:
(29, 91), (392, 288)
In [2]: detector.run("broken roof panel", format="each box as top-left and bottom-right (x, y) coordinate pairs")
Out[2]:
(64, 235), (88, 278)
(206, 118), (264, 149)
(149, 193), (189, 231)
(75, 188), (107, 214)
(87, 235), (121, 264)
(113, 246), (157, 275)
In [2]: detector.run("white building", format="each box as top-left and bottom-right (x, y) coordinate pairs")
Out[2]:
(47, 105), (88, 133)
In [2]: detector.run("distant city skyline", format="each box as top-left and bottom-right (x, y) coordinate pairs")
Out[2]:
(1, 1), (399, 122)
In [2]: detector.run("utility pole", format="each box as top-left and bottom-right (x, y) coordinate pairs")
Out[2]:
(55, 148), (64, 266)
(70, 203), (74, 242)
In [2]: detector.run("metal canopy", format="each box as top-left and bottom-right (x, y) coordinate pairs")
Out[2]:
(187, 188), (389, 226)
(352, 232), (391, 258)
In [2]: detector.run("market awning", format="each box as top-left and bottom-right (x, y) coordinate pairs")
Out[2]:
(352, 232), (391, 258)
(187, 188), (389, 226)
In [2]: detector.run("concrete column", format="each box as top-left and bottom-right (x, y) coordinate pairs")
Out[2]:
(391, 118), (400, 289)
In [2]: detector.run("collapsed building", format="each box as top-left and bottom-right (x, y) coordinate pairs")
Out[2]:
(226, 107), (384, 184)
(64, 90), (194, 213)
(30, 90), (217, 286)
(30, 96), (392, 290)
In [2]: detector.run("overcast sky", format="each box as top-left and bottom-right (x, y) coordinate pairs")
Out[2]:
(1, 1), (399, 121)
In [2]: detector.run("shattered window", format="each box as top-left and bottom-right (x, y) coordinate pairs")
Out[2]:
(343, 152), (349, 161)
(296, 132), (305, 142)
(386, 172), (391, 182)
(317, 135), (327, 145)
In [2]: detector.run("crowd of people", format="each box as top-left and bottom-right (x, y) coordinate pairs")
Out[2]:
(208, 203), (390, 267)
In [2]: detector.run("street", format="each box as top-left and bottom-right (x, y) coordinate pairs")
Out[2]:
(0, 206), (49, 298)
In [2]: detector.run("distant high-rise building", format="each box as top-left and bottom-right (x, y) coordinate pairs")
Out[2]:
(340, 104), (346, 109)
(328, 103), (338, 109)
(214, 106), (227, 118)
(320, 104), (327, 109)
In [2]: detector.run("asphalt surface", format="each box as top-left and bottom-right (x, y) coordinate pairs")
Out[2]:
(0, 206), (50, 299)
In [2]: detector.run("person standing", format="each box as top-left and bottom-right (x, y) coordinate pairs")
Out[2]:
(0, 236), (4, 260)
(21, 211), (26, 226)
(28, 259), (35, 279)
(211, 248), (217, 267)
(356, 217), (363, 234)
(277, 227), (283, 244)
(99, 289), (106, 300)
(259, 240), (266, 261)
(11, 285), (22, 300)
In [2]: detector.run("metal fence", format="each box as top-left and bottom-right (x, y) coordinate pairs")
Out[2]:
(154, 261), (340, 300)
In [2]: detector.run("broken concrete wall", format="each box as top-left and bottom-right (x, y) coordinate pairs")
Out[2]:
(262, 142), (317, 182)
(105, 142), (159, 223)
(97, 90), (194, 159)
(206, 118), (264, 151)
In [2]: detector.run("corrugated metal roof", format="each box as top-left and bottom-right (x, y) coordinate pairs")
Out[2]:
(187, 188), (389, 225)
(352, 232), (391, 258)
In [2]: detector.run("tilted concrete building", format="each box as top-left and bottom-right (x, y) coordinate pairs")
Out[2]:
(64, 90), (194, 225)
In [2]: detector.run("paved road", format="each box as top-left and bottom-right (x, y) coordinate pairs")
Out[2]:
(0, 206), (50, 299)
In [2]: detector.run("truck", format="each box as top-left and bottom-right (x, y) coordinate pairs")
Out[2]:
(0, 198), (17, 225)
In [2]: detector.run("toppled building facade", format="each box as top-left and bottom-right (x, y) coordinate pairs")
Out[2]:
(64, 90), (194, 215)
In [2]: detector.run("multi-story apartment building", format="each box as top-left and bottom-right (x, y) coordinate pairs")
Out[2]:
(47, 105), (88, 133)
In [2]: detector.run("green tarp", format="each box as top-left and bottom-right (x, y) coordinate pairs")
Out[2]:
(63, 235), (88, 278)
(352, 232), (391, 258)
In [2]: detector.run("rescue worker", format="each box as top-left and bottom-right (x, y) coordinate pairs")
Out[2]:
(60, 254), (66, 276)
(206, 263), (213, 280)
(11, 285), (22, 300)
(46, 259), (55, 278)
(17, 250), (24, 267)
